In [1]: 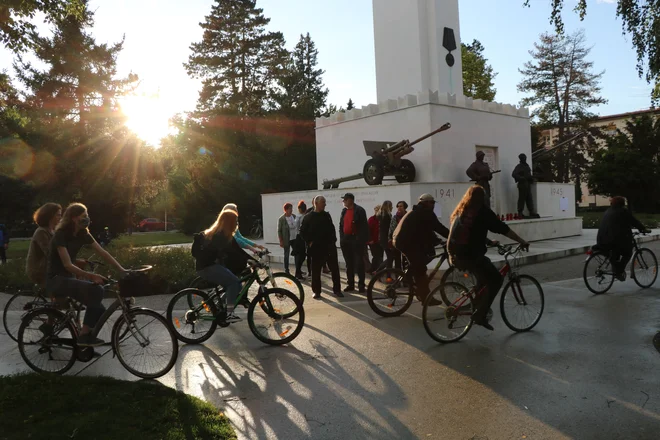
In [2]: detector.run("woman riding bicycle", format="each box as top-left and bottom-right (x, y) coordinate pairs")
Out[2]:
(194, 209), (243, 323)
(447, 186), (529, 331)
(26, 203), (61, 286)
(46, 203), (127, 346)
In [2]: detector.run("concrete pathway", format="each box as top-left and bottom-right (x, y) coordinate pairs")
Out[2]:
(2, 272), (660, 439)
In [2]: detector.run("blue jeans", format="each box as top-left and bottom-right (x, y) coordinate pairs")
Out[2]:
(46, 276), (105, 328)
(198, 264), (241, 310)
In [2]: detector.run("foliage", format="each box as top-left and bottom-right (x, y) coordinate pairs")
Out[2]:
(346, 98), (355, 110)
(587, 115), (660, 213)
(461, 39), (497, 101)
(518, 30), (605, 185)
(525, 0), (660, 97)
(0, 374), (236, 440)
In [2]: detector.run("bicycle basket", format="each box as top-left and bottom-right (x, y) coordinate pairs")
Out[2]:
(119, 272), (151, 297)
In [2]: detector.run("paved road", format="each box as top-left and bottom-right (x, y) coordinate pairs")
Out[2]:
(2, 259), (659, 439)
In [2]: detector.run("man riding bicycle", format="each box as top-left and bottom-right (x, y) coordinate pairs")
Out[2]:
(596, 196), (651, 281)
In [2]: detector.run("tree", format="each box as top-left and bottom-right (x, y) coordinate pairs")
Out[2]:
(461, 40), (497, 101)
(518, 30), (606, 183)
(346, 98), (355, 110)
(524, 0), (660, 91)
(0, 0), (83, 52)
(185, 0), (287, 117)
(273, 33), (329, 119)
(587, 115), (660, 213)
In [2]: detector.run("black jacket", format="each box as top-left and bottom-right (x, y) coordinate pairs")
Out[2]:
(377, 213), (392, 247)
(299, 210), (337, 254)
(392, 204), (449, 253)
(597, 206), (645, 248)
(194, 232), (234, 271)
(512, 162), (533, 185)
(339, 203), (369, 244)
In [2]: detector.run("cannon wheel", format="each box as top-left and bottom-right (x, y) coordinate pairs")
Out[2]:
(363, 159), (384, 185)
(395, 159), (416, 183)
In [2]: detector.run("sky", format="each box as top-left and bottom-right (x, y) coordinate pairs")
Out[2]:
(0, 0), (654, 138)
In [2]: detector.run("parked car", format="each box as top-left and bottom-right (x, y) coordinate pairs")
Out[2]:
(138, 218), (175, 232)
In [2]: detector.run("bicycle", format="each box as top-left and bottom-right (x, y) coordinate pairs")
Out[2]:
(166, 250), (305, 345)
(423, 244), (544, 343)
(366, 241), (477, 317)
(583, 231), (657, 294)
(17, 266), (179, 379)
(249, 216), (263, 239)
(3, 259), (102, 342)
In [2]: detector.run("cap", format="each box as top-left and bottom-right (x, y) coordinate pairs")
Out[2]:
(476, 151), (485, 158)
(341, 193), (355, 200)
(418, 193), (435, 203)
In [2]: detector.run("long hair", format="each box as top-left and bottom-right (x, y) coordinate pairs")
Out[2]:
(451, 186), (486, 223)
(379, 200), (393, 218)
(56, 203), (88, 234)
(204, 209), (238, 240)
(33, 203), (62, 228)
(223, 203), (238, 213)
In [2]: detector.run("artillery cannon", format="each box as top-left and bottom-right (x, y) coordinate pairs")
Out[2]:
(322, 123), (451, 189)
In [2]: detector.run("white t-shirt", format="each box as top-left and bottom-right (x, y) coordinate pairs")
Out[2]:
(286, 215), (297, 240)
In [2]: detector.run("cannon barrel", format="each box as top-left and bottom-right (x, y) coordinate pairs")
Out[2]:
(380, 123), (451, 155)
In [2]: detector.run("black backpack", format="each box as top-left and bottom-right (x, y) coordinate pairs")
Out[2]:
(191, 231), (211, 260)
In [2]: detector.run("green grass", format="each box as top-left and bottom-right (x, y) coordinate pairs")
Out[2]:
(579, 211), (660, 229)
(5, 231), (190, 260)
(0, 374), (236, 440)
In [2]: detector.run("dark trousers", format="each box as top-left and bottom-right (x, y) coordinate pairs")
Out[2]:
(0, 246), (5, 264)
(609, 244), (633, 275)
(401, 248), (430, 302)
(292, 239), (306, 276)
(46, 276), (105, 328)
(458, 256), (503, 323)
(311, 245), (341, 294)
(517, 183), (535, 215)
(341, 236), (366, 288)
(368, 243), (383, 272)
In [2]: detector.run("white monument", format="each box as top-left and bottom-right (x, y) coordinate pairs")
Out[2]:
(261, 0), (581, 245)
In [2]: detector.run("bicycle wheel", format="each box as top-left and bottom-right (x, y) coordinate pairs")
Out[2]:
(189, 276), (215, 291)
(423, 282), (473, 343)
(113, 308), (178, 379)
(3, 291), (48, 342)
(166, 289), (218, 344)
(248, 288), (304, 345)
(583, 252), (614, 294)
(18, 307), (77, 375)
(439, 266), (478, 305)
(263, 272), (304, 304)
(631, 248), (658, 288)
(500, 274), (544, 332)
(366, 268), (414, 317)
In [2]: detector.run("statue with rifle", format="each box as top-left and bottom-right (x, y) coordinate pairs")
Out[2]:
(466, 150), (500, 208)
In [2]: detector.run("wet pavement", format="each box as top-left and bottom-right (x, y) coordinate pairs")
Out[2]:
(1, 273), (660, 439)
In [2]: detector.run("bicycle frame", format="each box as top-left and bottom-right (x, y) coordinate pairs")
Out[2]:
(585, 232), (646, 274)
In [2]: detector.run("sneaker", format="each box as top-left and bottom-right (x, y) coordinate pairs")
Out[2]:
(313, 293), (322, 300)
(78, 333), (106, 347)
(617, 271), (627, 282)
(476, 321), (495, 331)
(486, 308), (494, 322)
(358, 286), (366, 293)
(343, 286), (355, 293)
(334, 290), (345, 298)
(223, 312), (242, 324)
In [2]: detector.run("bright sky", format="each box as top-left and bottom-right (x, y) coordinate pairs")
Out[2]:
(1, 0), (653, 144)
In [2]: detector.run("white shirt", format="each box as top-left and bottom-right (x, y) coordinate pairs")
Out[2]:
(286, 215), (297, 240)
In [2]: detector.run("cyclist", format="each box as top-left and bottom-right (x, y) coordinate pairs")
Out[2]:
(392, 194), (449, 303)
(46, 203), (127, 346)
(447, 185), (529, 331)
(193, 208), (242, 323)
(26, 203), (61, 286)
(596, 196), (651, 281)
(222, 203), (266, 254)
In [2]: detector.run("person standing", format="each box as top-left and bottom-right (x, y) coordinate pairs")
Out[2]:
(376, 201), (394, 272)
(367, 205), (383, 273)
(393, 194), (449, 303)
(299, 196), (342, 299)
(293, 200), (308, 279)
(466, 151), (493, 207)
(0, 222), (9, 264)
(512, 153), (538, 218)
(339, 193), (369, 293)
(389, 201), (408, 270)
(277, 203), (296, 274)
(26, 203), (62, 286)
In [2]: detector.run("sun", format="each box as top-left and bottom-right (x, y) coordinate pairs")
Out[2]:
(120, 94), (176, 147)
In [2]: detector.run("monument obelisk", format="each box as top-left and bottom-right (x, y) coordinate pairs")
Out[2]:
(372, 0), (464, 102)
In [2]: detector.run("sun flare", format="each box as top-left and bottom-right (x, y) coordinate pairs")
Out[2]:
(120, 94), (176, 147)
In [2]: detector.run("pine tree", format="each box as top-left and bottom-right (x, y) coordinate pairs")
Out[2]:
(273, 33), (329, 119)
(185, 0), (287, 117)
(346, 98), (355, 110)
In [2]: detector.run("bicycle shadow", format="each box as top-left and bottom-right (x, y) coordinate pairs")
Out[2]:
(169, 323), (415, 440)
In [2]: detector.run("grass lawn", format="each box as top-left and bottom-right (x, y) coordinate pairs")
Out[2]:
(579, 211), (660, 229)
(0, 374), (236, 440)
(5, 231), (190, 260)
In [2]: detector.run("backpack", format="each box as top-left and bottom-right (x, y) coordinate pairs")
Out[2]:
(191, 231), (212, 260)
(447, 213), (475, 266)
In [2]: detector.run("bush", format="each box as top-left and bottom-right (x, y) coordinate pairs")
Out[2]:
(0, 247), (198, 294)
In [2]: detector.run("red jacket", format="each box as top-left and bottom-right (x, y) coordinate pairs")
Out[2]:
(368, 215), (379, 244)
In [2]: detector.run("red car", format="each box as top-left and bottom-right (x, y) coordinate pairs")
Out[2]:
(138, 218), (175, 232)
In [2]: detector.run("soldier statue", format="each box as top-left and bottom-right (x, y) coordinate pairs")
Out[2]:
(512, 153), (539, 218)
(466, 151), (493, 207)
